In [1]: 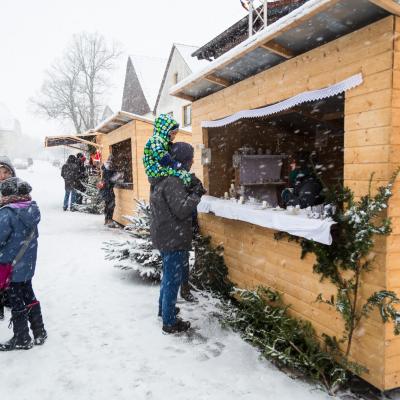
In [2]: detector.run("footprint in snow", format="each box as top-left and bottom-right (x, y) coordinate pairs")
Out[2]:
(164, 345), (186, 354)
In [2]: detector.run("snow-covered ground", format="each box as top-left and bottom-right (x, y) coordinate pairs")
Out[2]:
(0, 161), (338, 400)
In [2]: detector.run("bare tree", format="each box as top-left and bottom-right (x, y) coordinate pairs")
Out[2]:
(32, 32), (120, 134)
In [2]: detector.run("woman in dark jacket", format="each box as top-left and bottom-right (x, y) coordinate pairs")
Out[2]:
(0, 178), (47, 350)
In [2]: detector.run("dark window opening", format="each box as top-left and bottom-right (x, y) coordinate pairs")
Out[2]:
(110, 139), (133, 190)
(205, 94), (345, 207)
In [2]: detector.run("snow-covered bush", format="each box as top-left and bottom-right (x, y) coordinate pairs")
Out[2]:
(103, 200), (162, 281)
(75, 175), (104, 214)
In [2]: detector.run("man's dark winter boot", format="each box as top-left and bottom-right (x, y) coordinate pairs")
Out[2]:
(180, 285), (197, 303)
(27, 302), (47, 346)
(0, 308), (33, 351)
(162, 317), (191, 334)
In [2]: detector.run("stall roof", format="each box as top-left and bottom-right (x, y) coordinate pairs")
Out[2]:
(94, 111), (192, 136)
(192, 0), (309, 61)
(171, 0), (398, 102)
(45, 131), (101, 149)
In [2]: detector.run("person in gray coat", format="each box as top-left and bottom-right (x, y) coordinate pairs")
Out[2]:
(0, 157), (16, 182)
(150, 142), (205, 334)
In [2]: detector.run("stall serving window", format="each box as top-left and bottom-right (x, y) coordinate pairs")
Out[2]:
(110, 139), (133, 189)
(205, 94), (344, 208)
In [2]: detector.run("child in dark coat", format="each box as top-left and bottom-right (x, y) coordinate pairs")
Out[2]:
(0, 178), (47, 350)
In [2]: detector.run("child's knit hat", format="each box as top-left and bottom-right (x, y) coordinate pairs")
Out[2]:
(0, 177), (32, 197)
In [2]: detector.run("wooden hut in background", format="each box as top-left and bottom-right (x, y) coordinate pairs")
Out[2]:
(95, 111), (191, 225)
(171, 0), (400, 391)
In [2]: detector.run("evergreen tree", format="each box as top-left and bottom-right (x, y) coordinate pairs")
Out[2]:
(103, 200), (163, 281)
(75, 175), (105, 214)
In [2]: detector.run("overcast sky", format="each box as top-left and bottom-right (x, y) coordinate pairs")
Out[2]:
(0, 0), (246, 139)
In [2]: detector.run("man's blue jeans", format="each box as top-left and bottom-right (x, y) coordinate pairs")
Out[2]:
(159, 250), (189, 326)
(63, 190), (77, 210)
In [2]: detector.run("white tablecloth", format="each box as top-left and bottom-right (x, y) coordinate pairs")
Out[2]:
(197, 195), (335, 245)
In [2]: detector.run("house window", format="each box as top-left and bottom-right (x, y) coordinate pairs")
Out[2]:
(183, 104), (192, 127)
(110, 139), (133, 190)
(174, 72), (179, 84)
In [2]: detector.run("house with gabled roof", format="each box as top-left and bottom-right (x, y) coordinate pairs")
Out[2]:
(154, 43), (210, 129)
(120, 55), (167, 118)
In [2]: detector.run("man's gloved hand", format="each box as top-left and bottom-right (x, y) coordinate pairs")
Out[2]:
(190, 175), (207, 197)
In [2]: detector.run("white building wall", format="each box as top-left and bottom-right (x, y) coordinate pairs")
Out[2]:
(155, 48), (193, 129)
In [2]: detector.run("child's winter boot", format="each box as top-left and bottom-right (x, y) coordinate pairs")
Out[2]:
(0, 308), (33, 351)
(28, 301), (47, 345)
(0, 291), (5, 320)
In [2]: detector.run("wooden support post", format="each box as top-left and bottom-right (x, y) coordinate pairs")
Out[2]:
(261, 40), (294, 59)
(204, 74), (230, 87)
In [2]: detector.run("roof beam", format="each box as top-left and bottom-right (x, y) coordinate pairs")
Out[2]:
(176, 92), (195, 102)
(44, 135), (102, 149)
(204, 74), (230, 87)
(169, 0), (342, 98)
(65, 144), (86, 151)
(261, 40), (294, 59)
(368, 0), (400, 16)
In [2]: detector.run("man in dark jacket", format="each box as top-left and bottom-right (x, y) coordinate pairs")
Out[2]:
(61, 155), (80, 211)
(100, 155), (120, 226)
(0, 178), (47, 350)
(75, 153), (87, 205)
(150, 142), (205, 334)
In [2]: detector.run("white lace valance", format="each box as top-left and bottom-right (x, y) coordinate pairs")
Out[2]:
(201, 73), (363, 129)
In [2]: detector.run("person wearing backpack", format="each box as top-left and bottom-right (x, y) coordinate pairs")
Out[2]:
(0, 178), (47, 350)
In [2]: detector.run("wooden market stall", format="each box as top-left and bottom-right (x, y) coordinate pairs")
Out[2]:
(95, 111), (192, 225)
(171, 0), (400, 391)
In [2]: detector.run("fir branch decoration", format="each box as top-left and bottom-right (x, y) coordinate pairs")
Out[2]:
(276, 168), (400, 360)
(191, 235), (233, 298)
(222, 287), (347, 393)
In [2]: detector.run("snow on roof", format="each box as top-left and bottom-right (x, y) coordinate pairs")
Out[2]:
(174, 44), (210, 73)
(94, 110), (192, 136)
(170, 0), (392, 101)
(128, 55), (167, 111)
(0, 102), (16, 132)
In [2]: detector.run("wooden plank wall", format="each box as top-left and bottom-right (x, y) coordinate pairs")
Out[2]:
(99, 119), (192, 225)
(192, 16), (398, 390)
(383, 15), (400, 391)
